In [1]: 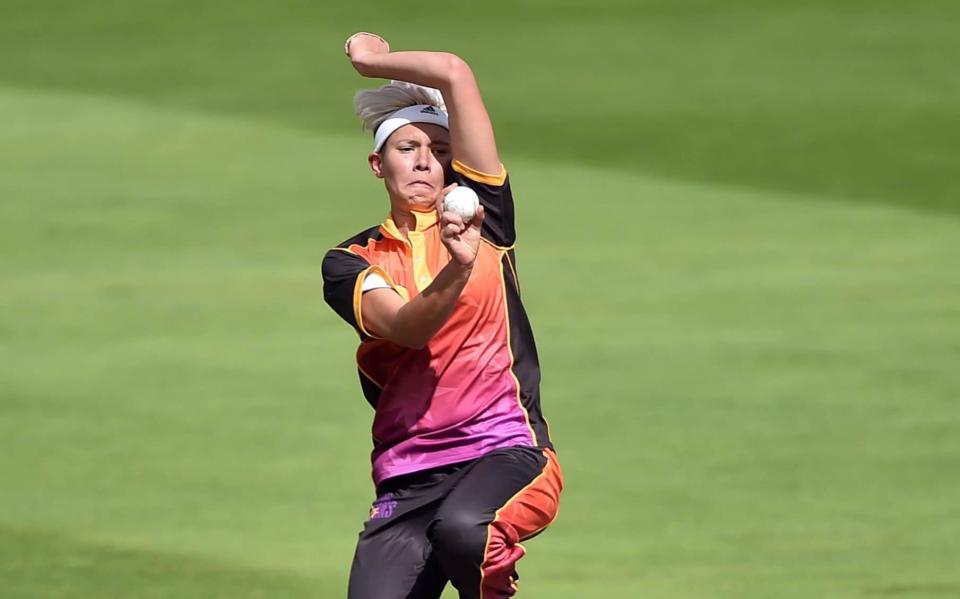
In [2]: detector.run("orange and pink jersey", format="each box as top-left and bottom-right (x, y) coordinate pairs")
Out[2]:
(322, 161), (553, 486)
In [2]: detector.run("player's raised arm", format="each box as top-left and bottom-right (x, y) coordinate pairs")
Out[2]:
(345, 32), (501, 175)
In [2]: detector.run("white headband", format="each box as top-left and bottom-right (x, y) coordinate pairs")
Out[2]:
(373, 104), (449, 152)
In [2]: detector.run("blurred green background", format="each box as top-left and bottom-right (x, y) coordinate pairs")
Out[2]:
(1, 1), (958, 597)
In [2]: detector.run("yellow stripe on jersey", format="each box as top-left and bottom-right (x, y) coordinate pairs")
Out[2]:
(452, 159), (507, 186)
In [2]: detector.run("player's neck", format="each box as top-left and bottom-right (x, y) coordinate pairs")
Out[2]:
(390, 206), (437, 240)
(390, 208), (414, 241)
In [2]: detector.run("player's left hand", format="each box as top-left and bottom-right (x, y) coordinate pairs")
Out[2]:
(344, 32), (390, 63)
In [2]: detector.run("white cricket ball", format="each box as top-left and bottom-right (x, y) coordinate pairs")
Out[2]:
(443, 186), (479, 221)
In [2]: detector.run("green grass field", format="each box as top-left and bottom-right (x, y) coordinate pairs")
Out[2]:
(2, 1), (959, 597)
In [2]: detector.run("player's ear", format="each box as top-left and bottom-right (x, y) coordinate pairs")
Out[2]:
(369, 152), (384, 178)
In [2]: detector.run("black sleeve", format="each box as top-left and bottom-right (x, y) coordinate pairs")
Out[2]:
(321, 248), (371, 335)
(450, 164), (516, 247)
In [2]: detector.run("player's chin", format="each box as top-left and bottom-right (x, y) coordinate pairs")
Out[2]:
(405, 194), (438, 209)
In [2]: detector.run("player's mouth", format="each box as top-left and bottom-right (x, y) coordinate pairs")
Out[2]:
(409, 180), (434, 189)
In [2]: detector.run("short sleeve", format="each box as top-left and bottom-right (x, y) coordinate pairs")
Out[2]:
(321, 248), (370, 335)
(361, 272), (391, 292)
(451, 160), (515, 247)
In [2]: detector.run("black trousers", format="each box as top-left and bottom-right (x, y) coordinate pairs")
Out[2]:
(347, 445), (563, 599)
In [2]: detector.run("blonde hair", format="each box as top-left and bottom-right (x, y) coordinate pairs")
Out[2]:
(353, 80), (447, 133)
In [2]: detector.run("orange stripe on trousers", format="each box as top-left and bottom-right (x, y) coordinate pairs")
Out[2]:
(479, 449), (563, 599)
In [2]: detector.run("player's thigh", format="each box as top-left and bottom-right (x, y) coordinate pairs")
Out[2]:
(445, 447), (558, 529)
(348, 507), (448, 599)
(429, 446), (561, 556)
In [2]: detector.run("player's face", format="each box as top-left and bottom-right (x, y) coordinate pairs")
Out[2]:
(370, 123), (451, 209)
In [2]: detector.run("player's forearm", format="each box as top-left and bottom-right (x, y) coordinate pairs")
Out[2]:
(350, 50), (470, 93)
(390, 261), (473, 349)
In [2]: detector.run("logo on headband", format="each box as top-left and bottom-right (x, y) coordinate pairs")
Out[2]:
(420, 106), (439, 115)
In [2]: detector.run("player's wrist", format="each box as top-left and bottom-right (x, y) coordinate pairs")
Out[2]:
(446, 256), (475, 277)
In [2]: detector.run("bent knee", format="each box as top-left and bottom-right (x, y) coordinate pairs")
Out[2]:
(428, 509), (488, 561)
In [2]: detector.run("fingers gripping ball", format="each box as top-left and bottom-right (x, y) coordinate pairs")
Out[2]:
(443, 186), (479, 221)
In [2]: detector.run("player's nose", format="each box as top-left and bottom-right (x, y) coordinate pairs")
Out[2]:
(413, 148), (433, 171)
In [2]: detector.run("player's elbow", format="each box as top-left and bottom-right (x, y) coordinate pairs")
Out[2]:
(401, 338), (429, 351)
(366, 296), (438, 349)
(371, 317), (431, 350)
(442, 53), (474, 87)
(381, 333), (429, 350)
(389, 327), (431, 350)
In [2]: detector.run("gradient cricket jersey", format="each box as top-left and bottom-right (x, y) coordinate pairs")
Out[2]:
(322, 160), (553, 487)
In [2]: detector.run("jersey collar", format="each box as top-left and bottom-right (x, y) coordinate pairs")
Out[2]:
(380, 208), (438, 241)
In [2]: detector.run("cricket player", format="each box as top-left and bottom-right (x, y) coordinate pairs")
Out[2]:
(322, 32), (563, 599)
